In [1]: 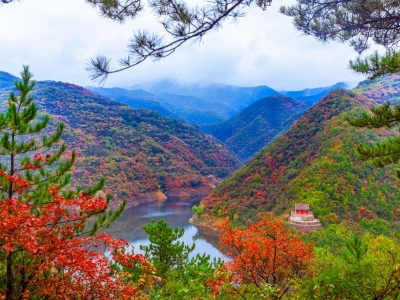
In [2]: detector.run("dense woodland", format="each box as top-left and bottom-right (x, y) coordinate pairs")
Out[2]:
(0, 69), (399, 299)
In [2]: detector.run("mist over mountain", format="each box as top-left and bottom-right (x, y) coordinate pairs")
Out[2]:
(87, 86), (163, 102)
(158, 92), (237, 124)
(87, 85), (237, 125)
(86, 86), (177, 119)
(130, 79), (283, 111)
(129, 78), (359, 110)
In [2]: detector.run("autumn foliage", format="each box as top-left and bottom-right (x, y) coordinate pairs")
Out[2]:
(209, 214), (314, 299)
(0, 176), (146, 299)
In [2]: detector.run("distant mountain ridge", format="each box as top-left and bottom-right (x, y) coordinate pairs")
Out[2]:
(130, 79), (283, 111)
(0, 71), (19, 88)
(280, 82), (352, 104)
(202, 95), (310, 161)
(0, 73), (242, 207)
(86, 86), (177, 119)
(158, 92), (236, 124)
(88, 80), (356, 162)
(87, 86), (238, 125)
(130, 79), (356, 109)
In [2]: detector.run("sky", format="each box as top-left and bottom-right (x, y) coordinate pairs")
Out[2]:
(0, 0), (384, 90)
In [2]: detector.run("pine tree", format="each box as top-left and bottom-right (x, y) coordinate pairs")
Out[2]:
(140, 219), (195, 277)
(349, 50), (400, 80)
(348, 102), (400, 173)
(0, 66), (126, 298)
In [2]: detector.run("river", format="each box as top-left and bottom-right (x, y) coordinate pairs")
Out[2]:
(105, 195), (224, 260)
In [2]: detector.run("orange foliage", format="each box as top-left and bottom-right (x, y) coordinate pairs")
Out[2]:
(209, 214), (313, 298)
(0, 175), (146, 299)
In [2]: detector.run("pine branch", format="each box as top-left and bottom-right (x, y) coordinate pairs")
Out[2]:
(87, 0), (272, 82)
(281, 0), (400, 54)
(349, 50), (400, 79)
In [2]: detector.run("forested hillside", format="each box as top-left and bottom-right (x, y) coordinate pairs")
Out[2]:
(202, 96), (310, 161)
(198, 84), (400, 235)
(356, 74), (400, 103)
(0, 75), (242, 207)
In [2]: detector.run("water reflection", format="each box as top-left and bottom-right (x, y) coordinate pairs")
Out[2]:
(105, 195), (224, 260)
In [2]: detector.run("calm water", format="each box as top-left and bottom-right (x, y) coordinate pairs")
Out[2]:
(105, 195), (224, 260)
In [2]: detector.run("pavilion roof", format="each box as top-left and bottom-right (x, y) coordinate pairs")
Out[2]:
(295, 203), (309, 210)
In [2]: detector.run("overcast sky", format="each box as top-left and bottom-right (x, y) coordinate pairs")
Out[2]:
(0, 0), (383, 90)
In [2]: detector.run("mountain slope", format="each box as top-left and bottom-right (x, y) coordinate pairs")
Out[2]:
(355, 74), (400, 104)
(202, 96), (310, 161)
(197, 86), (400, 235)
(0, 79), (242, 207)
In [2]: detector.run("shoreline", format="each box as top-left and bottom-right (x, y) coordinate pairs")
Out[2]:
(119, 186), (214, 209)
(189, 213), (222, 236)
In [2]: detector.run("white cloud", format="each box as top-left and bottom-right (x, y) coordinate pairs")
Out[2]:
(0, 0), (378, 90)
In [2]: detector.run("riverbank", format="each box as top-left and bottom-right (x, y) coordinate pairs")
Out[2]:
(190, 213), (222, 239)
(117, 186), (215, 209)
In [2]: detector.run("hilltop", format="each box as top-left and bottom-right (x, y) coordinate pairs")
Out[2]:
(202, 96), (310, 161)
(0, 78), (242, 207)
(195, 80), (400, 235)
